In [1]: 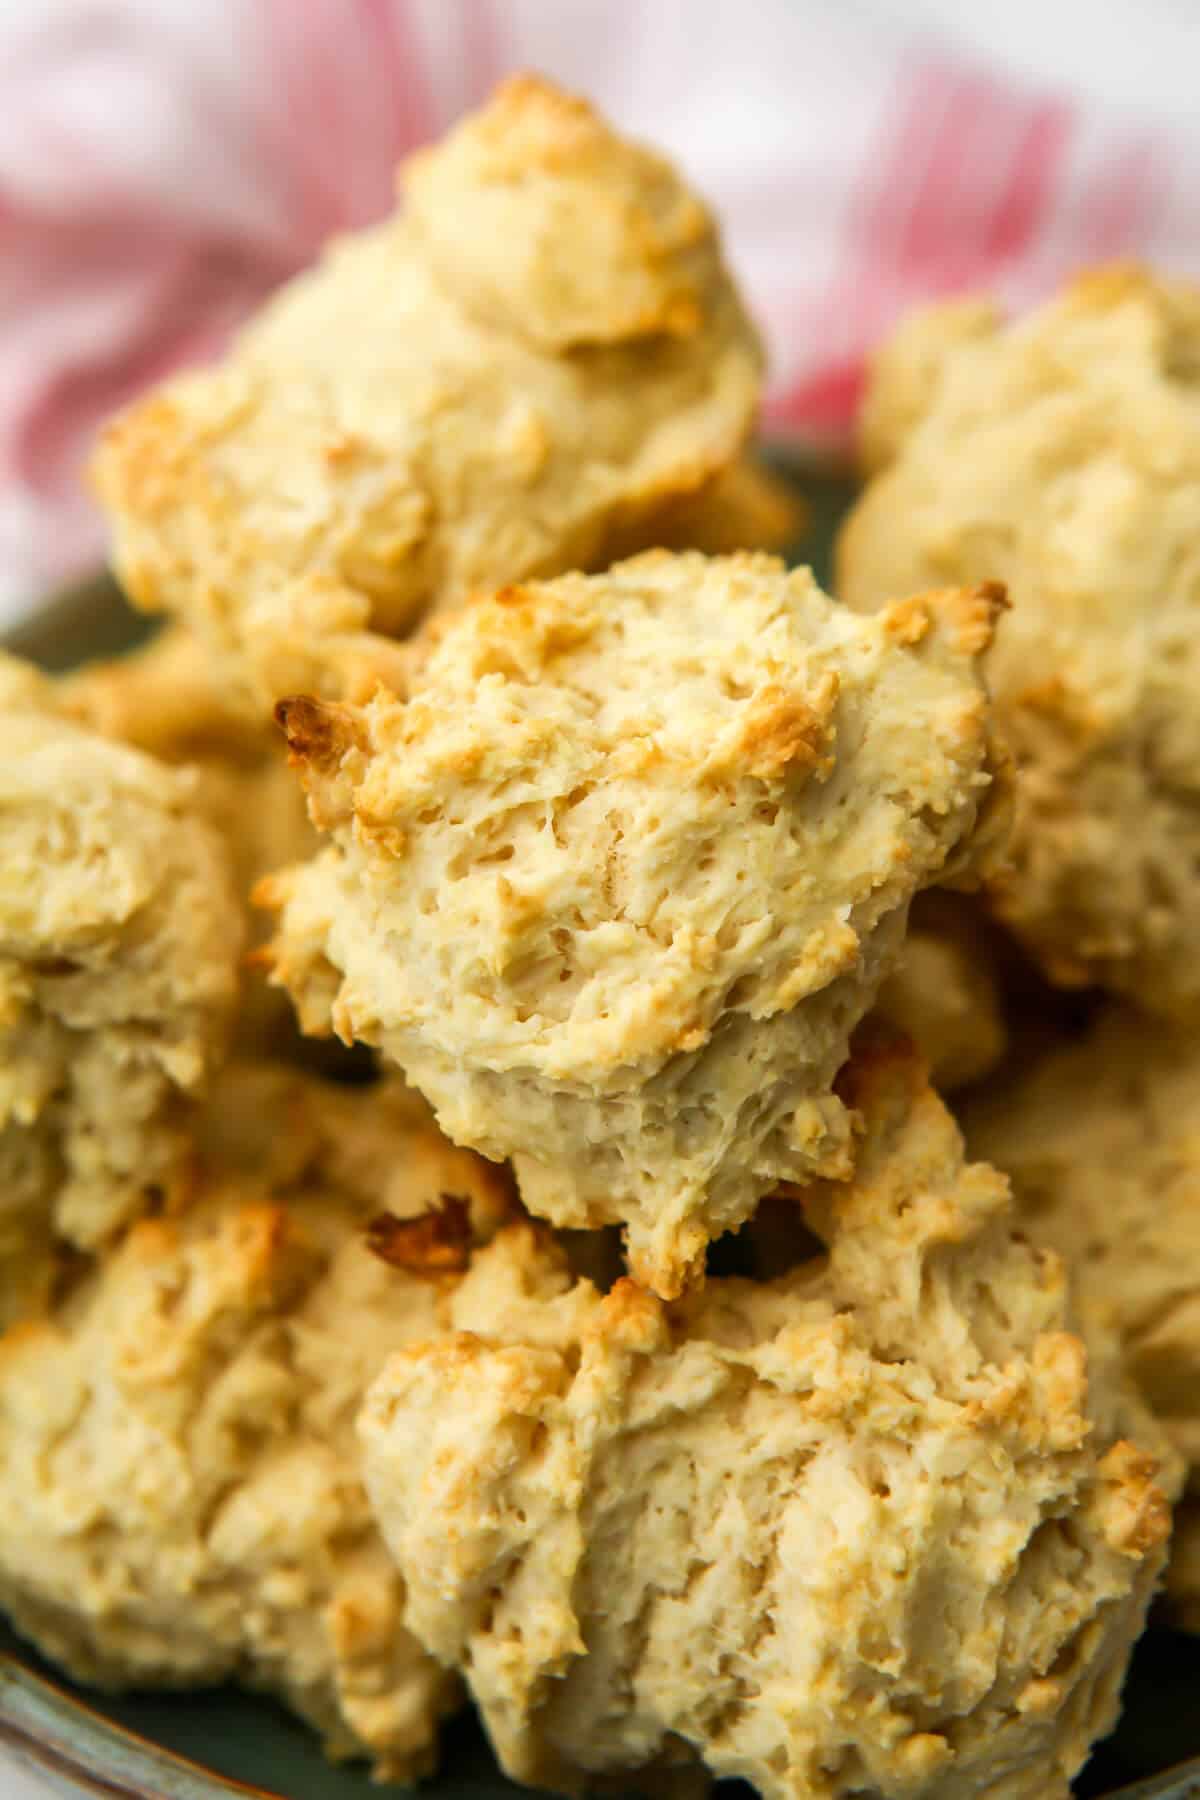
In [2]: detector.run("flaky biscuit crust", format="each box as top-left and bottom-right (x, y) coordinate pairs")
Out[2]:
(838, 267), (1200, 1014)
(92, 75), (762, 716)
(874, 894), (1007, 1092)
(60, 623), (268, 765)
(964, 1004), (1200, 1623)
(0, 1060), (510, 1779)
(264, 552), (1005, 1295)
(608, 452), (806, 560)
(361, 1042), (1171, 1799)
(63, 627), (318, 1049)
(0, 651), (241, 1310)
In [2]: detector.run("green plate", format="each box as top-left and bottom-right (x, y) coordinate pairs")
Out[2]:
(3, 461), (1199, 1800)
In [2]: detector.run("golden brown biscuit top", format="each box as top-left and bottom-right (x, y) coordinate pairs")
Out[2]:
(275, 553), (1005, 1081)
(965, 1006), (1200, 1471)
(846, 265), (1200, 714)
(0, 1059), (509, 1778)
(190, 1057), (513, 1246)
(60, 626), (267, 767)
(361, 1039), (1172, 1798)
(0, 649), (239, 1081)
(404, 73), (718, 349)
(0, 649), (244, 1264)
(837, 265), (1200, 1013)
(861, 266), (1200, 478)
(91, 76), (763, 713)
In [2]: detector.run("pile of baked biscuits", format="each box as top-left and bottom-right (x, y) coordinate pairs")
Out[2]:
(1, 73), (1197, 1800)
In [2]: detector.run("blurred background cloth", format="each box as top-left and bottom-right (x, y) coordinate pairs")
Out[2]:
(0, 0), (1198, 627)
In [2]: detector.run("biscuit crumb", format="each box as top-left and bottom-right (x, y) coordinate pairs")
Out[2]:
(366, 1195), (474, 1278)
(91, 76), (763, 716)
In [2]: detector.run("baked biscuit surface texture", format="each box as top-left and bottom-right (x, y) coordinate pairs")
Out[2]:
(60, 623), (268, 766)
(63, 626), (319, 1047)
(361, 1042), (1172, 1800)
(91, 74), (763, 715)
(837, 268), (1200, 1014)
(608, 452), (806, 560)
(0, 651), (241, 1313)
(0, 1060), (510, 1779)
(874, 893), (1007, 1092)
(265, 552), (1006, 1296)
(965, 1004), (1200, 1615)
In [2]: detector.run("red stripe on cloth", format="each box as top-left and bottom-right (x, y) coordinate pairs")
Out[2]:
(887, 73), (1072, 292)
(913, 90), (1072, 299)
(257, 0), (360, 233)
(1078, 137), (1162, 260)
(19, 262), (237, 496)
(788, 59), (960, 384)
(766, 363), (864, 438)
(770, 61), (1075, 442)
(319, 0), (394, 224)
(369, 0), (441, 165)
(457, 0), (505, 109)
(977, 100), (1073, 266)
(768, 58), (967, 437)
(851, 63), (954, 272)
(890, 71), (994, 285)
(850, 60), (963, 336)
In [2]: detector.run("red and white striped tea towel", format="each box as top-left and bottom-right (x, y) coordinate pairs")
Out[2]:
(0, 0), (1196, 628)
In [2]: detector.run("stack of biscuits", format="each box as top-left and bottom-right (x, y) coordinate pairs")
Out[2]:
(0, 73), (1195, 1800)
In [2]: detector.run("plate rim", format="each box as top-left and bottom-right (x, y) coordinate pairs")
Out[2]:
(0, 1654), (283, 1800)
